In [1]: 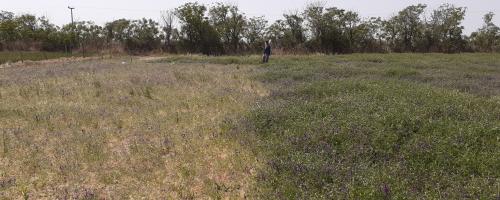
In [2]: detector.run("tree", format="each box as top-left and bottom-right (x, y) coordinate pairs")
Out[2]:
(209, 3), (246, 53)
(266, 20), (287, 49)
(283, 13), (306, 49)
(105, 18), (162, 53)
(304, 4), (372, 54)
(244, 16), (268, 52)
(470, 12), (499, 52)
(429, 4), (467, 52)
(0, 11), (14, 21)
(304, 3), (325, 52)
(74, 21), (105, 53)
(320, 7), (349, 53)
(161, 9), (176, 52)
(37, 16), (63, 51)
(105, 19), (131, 43)
(383, 4), (427, 52)
(42, 27), (69, 52)
(15, 14), (37, 47)
(125, 18), (161, 53)
(176, 3), (222, 55)
(266, 12), (306, 52)
(0, 4), (493, 54)
(342, 11), (361, 52)
(357, 17), (385, 52)
(0, 12), (64, 51)
(0, 11), (18, 50)
(304, 1), (326, 40)
(176, 2), (206, 53)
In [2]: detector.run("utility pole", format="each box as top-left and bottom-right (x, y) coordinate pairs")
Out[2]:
(68, 6), (75, 54)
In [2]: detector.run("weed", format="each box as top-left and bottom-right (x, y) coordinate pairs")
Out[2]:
(143, 86), (154, 100)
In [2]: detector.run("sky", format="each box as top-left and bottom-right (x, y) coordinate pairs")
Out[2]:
(1, 0), (499, 34)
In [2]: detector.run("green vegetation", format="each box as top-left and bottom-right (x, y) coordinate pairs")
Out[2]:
(0, 51), (72, 64)
(150, 54), (263, 65)
(234, 54), (500, 199)
(0, 54), (499, 199)
(1, 2), (500, 54)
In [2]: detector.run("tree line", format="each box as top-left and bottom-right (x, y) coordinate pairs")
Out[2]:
(1, 2), (499, 55)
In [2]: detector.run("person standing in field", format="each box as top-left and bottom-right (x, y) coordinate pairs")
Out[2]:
(263, 40), (271, 63)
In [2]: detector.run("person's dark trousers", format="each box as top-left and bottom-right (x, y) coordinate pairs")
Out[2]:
(263, 54), (270, 63)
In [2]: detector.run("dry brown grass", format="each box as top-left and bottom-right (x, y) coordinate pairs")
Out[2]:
(0, 58), (268, 199)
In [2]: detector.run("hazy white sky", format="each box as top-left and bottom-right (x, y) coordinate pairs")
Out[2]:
(1, 0), (499, 34)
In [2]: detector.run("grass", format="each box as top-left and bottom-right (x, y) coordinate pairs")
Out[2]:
(245, 81), (499, 199)
(0, 51), (74, 64)
(0, 58), (267, 198)
(149, 54), (264, 65)
(0, 53), (499, 199)
(237, 53), (500, 199)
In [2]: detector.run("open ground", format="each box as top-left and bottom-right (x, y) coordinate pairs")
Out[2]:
(0, 54), (499, 199)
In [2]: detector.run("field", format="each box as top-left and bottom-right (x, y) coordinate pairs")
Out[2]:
(0, 54), (499, 199)
(0, 51), (75, 65)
